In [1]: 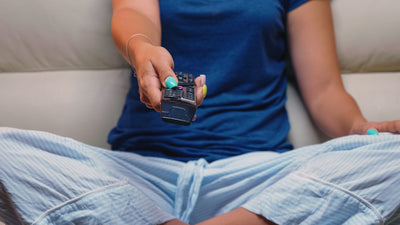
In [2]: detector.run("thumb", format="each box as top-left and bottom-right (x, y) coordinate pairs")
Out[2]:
(360, 121), (380, 135)
(195, 74), (207, 106)
(150, 49), (177, 89)
(366, 128), (379, 135)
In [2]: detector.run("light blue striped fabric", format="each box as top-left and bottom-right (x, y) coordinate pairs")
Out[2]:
(0, 127), (399, 225)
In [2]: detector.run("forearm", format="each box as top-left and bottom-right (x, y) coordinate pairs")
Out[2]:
(111, 1), (161, 65)
(287, 1), (367, 137)
(307, 84), (367, 138)
(111, 0), (178, 112)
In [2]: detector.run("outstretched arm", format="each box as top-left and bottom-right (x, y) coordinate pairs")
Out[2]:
(111, 0), (173, 112)
(287, 0), (400, 137)
(111, 0), (205, 112)
(111, 0), (161, 57)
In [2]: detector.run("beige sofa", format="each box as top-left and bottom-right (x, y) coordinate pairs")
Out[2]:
(0, 0), (400, 224)
(1, 0), (399, 150)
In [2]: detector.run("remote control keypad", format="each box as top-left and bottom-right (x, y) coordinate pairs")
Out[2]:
(163, 73), (195, 104)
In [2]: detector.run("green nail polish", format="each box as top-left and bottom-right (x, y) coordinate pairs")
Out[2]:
(367, 128), (379, 135)
(165, 76), (177, 89)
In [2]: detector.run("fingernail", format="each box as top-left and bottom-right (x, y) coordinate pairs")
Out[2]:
(199, 74), (207, 97)
(367, 128), (379, 135)
(200, 74), (206, 86)
(165, 76), (177, 89)
(202, 84), (207, 97)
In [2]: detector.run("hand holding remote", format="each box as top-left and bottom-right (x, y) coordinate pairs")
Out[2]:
(161, 72), (198, 126)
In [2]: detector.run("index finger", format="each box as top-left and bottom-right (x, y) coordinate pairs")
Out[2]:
(149, 48), (177, 88)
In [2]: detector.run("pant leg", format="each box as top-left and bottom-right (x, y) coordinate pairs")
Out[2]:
(188, 134), (400, 225)
(243, 134), (400, 225)
(188, 142), (329, 224)
(0, 127), (179, 225)
(4, 127), (399, 225)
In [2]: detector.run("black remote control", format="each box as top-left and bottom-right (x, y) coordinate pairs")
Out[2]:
(161, 72), (197, 126)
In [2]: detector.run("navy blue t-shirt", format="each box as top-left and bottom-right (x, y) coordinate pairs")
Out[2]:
(108, 0), (308, 162)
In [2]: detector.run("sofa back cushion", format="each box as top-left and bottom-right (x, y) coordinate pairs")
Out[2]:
(0, 0), (126, 72)
(1, 0), (399, 73)
(332, 0), (400, 73)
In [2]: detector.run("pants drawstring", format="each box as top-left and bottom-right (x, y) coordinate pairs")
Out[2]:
(174, 158), (207, 223)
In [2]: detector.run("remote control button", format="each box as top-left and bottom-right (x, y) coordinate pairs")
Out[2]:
(187, 93), (194, 101)
(186, 87), (195, 100)
(175, 89), (184, 98)
(164, 89), (174, 98)
(188, 76), (194, 84)
(178, 74), (184, 83)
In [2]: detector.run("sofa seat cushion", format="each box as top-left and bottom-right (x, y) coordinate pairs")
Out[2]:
(0, 69), (131, 149)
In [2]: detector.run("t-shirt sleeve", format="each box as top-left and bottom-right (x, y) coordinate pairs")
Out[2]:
(287, 0), (309, 11)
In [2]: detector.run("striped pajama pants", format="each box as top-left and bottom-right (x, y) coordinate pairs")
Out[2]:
(0, 127), (399, 225)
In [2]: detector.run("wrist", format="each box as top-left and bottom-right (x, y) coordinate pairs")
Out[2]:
(125, 33), (154, 66)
